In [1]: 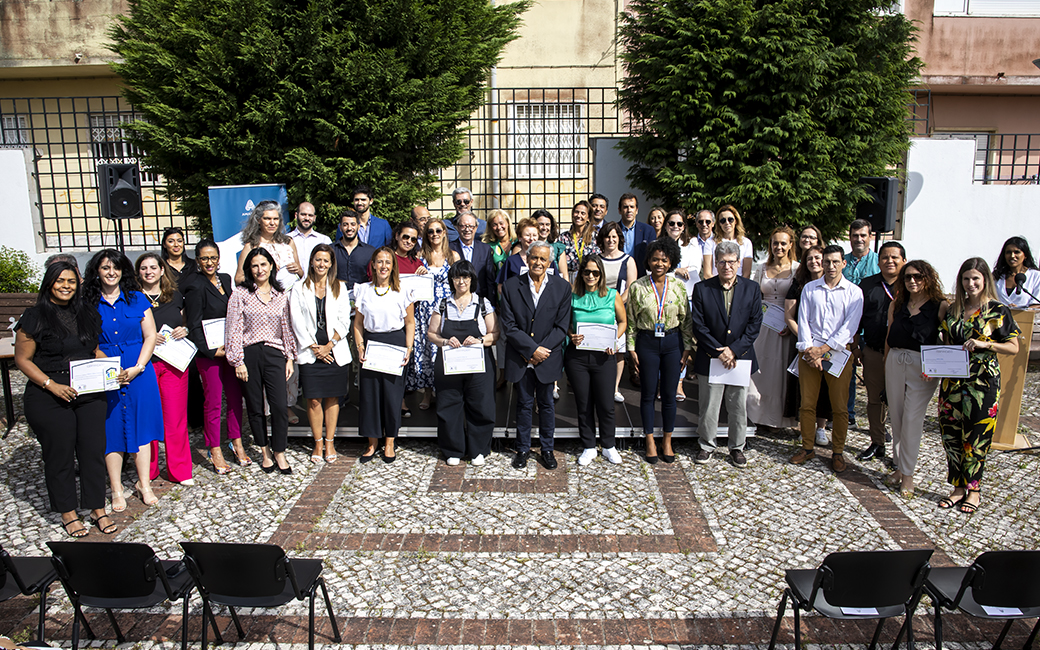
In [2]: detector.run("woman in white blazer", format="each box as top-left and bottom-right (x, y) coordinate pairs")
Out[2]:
(290, 244), (353, 463)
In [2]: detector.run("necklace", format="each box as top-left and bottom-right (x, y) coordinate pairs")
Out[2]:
(145, 292), (160, 308)
(374, 284), (390, 296)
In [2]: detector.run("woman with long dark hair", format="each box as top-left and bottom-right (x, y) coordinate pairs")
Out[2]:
(83, 249), (164, 510)
(15, 262), (114, 537)
(559, 201), (600, 277)
(226, 247), (298, 474)
(597, 221), (637, 401)
(160, 226), (198, 290)
(992, 235), (1040, 308)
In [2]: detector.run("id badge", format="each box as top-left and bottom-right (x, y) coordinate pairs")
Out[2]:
(654, 323), (666, 338)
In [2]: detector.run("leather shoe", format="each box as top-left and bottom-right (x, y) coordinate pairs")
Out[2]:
(832, 453), (847, 473)
(541, 450), (558, 470)
(512, 451), (530, 469)
(856, 443), (885, 461)
(790, 448), (816, 465)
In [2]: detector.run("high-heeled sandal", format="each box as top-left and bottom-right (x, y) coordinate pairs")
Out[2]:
(228, 441), (252, 466)
(111, 489), (127, 513)
(92, 513), (118, 535)
(61, 518), (89, 538)
(959, 489), (981, 514)
(325, 439), (338, 463)
(311, 440), (324, 464)
(134, 481), (158, 506)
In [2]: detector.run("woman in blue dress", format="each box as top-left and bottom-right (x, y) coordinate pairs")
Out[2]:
(83, 249), (164, 511)
(409, 218), (459, 410)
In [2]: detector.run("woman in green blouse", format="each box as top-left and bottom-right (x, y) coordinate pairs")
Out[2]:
(567, 255), (627, 466)
(626, 238), (694, 463)
(936, 257), (1019, 514)
(483, 209), (516, 275)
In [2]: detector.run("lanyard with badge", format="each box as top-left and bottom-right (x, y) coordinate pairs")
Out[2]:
(652, 276), (668, 337)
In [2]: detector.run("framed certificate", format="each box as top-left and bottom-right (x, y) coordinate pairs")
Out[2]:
(70, 358), (121, 394)
(362, 341), (409, 376)
(921, 345), (970, 378)
(442, 345), (485, 375)
(576, 323), (617, 352)
(202, 318), (225, 350)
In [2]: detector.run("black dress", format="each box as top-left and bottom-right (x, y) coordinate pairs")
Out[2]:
(299, 295), (349, 399)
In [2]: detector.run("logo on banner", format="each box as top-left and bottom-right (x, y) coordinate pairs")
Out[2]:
(245, 199), (255, 212)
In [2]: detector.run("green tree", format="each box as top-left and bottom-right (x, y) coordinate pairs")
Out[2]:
(110, 0), (529, 235)
(617, 0), (921, 244)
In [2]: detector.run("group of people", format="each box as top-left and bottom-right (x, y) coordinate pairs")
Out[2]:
(14, 184), (1035, 537)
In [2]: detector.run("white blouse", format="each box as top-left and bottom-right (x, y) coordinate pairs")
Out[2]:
(996, 268), (1040, 308)
(353, 282), (412, 333)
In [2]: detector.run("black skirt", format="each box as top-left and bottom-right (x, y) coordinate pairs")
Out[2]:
(299, 361), (349, 399)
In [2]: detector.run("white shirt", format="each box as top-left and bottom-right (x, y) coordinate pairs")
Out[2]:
(438, 296), (495, 336)
(528, 274), (549, 309)
(796, 275), (864, 352)
(720, 237), (753, 260)
(288, 228), (332, 269)
(460, 242), (474, 262)
(353, 282), (412, 333)
(996, 268), (1040, 308)
(677, 241), (704, 296)
(696, 234), (716, 257)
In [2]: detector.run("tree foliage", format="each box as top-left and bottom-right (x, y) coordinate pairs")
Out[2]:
(617, 0), (921, 244)
(110, 0), (530, 235)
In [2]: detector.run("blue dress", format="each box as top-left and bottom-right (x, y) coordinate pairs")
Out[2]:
(407, 262), (452, 390)
(98, 291), (164, 453)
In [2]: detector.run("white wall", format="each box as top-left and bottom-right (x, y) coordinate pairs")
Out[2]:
(903, 138), (1040, 291)
(0, 148), (47, 266)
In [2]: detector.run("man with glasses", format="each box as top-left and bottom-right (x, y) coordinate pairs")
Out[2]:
(350, 185), (392, 248)
(449, 213), (497, 304)
(690, 241), (762, 467)
(693, 209), (716, 260)
(791, 245), (863, 473)
(288, 202), (331, 268)
(444, 187), (487, 243)
(410, 206), (431, 241)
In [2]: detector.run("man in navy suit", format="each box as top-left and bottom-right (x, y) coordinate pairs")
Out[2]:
(499, 241), (572, 470)
(690, 240), (763, 468)
(449, 213), (497, 304)
(352, 185), (392, 248)
(444, 187), (487, 243)
(615, 193), (655, 257)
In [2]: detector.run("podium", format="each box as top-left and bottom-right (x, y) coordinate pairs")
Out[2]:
(993, 308), (1035, 450)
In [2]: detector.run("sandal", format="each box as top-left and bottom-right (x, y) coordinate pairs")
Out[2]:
(111, 489), (127, 513)
(938, 493), (965, 509)
(61, 518), (89, 538)
(325, 439), (338, 464)
(228, 442), (252, 466)
(93, 514), (118, 535)
(959, 490), (981, 514)
(311, 442), (323, 464)
(134, 481), (159, 506)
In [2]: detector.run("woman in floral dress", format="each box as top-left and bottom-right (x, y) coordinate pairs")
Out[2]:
(936, 257), (1019, 514)
(409, 218), (459, 410)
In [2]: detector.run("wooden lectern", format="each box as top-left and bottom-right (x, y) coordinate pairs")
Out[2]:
(993, 308), (1036, 450)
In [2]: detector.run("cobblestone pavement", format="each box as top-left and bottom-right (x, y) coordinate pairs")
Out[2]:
(1, 366), (1038, 649)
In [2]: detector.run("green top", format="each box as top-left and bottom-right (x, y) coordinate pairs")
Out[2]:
(572, 288), (618, 329)
(489, 239), (513, 272)
(625, 274), (694, 350)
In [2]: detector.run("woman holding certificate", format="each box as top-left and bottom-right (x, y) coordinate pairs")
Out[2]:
(410, 218), (459, 411)
(935, 257), (1019, 514)
(354, 247), (416, 463)
(427, 260), (498, 465)
(626, 237), (693, 463)
(992, 236), (1040, 308)
(883, 260), (947, 497)
(747, 226), (799, 433)
(15, 261), (114, 537)
(567, 255), (627, 465)
(185, 240), (248, 473)
(136, 252), (194, 486)
(225, 247), (298, 475)
(84, 249), (164, 511)
(290, 244), (352, 464)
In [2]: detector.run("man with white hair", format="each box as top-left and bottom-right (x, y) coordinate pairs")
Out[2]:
(444, 187), (487, 243)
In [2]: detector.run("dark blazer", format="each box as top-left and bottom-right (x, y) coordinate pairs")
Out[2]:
(499, 273), (572, 384)
(362, 215), (393, 249)
(615, 220), (656, 256)
(185, 273), (233, 359)
(450, 239), (497, 305)
(445, 214), (488, 243)
(690, 276), (763, 376)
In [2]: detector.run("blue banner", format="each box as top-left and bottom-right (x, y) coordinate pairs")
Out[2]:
(207, 184), (289, 275)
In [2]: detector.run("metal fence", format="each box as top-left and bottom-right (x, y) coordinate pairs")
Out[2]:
(975, 134), (1040, 184)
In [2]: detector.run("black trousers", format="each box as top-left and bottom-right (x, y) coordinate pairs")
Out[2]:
(435, 350), (496, 459)
(515, 367), (555, 454)
(23, 377), (107, 513)
(358, 329), (406, 439)
(565, 347), (617, 449)
(242, 344), (288, 452)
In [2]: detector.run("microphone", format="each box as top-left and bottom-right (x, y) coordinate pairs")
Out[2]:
(1015, 272), (1026, 295)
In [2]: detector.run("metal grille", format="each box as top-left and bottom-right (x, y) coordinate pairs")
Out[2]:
(975, 134), (1040, 184)
(0, 96), (187, 252)
(907, 90), (931, 136)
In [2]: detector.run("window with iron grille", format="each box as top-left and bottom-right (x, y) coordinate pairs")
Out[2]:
(1, 114), (29, 147)
(508, 103), (586, 179)
(89, 113), (160, 183)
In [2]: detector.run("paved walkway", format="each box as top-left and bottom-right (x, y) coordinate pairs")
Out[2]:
(1, 367), (1039, 649)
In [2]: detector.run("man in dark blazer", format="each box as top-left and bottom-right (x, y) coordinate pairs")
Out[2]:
(499, 241), (572, 470)
(614, 193), (655, 257)
(449, 213), (497, 305)
(690, 240), (763, 468)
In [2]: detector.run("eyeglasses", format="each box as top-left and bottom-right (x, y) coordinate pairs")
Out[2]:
(459, 224), (477, 230)
(904, 273), (923, 283)
(454, 198), (472, 206)
(716, 259), (739, 267)
(582, 269), (601, 277)
(399, 234), (417, 242)
(719, 217), (735, 224)
(428, 228), (444, 234)
(197, 256), (219, 262)
(696, 219), (713, 225)
(667, 221), (684, 227)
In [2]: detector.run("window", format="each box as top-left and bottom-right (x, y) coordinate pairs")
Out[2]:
(89, 113), (160, 183)
(1, 114), (29, 146)
(508, 103), (586, 179)
(933, 0), (1040, 16)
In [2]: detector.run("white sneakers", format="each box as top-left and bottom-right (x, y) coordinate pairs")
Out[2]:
(446, 457), (461, 466)
(471, 454), (486, 466)
(578, 448), (598, 466)
(614, 391), (625, 403)
(815, 428), (829, 446)
(602, 447), (623, 464)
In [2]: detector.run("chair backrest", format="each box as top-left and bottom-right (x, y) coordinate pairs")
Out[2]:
(0, 548), (11, 592)
(47, 542), (161, 599)
(180, 542), (289, 599)
(817, 549), (933, 608)
(968, 550), (1040, 609)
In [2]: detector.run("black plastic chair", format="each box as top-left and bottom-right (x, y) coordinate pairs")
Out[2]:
(0, 545), (58, 643)
(47, 541), (194, 650)
(925, 550), (1040, 650)
(768, 549), (933, 650)
(180, 542), (341, 650)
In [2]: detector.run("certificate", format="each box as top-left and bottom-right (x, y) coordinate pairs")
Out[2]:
(822, 348), (851, 378)
(202, 318), (225, 350)
(786, 356), (800, 377)
(442, 345), (486, 375)
(153, 325), (198, 372)
(362, 341), (408, 376)
(708, 359), (752, 387)
(400, 274), (434, 303)
(70, 358), (121, 394)
(761, 303), (787, 334)
(921, 345), (970, 378)
(576, 323), (617, 352)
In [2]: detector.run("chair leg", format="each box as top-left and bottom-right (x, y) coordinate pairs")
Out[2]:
(935, 605), (944, 650)
(200, 598), (208, 650)
(181, 592), (189, 650)
(309, 591), (316, 650)
(1022, 617), (1040, 650)
(228, 605), (245, 639)
(36, 586), (47, 643)
(105, 608), (124, 644)
(892, 616), (908, 649)
(994, 619), (1014, 649)
(767, 590), (789, 650)
(71, 602), (95, 640)
(907, 612), (915, 650)
(793, 598), (802, 649)
(318, 578), (341, 642)
(868, 617), (885, 650)
(203, 599), (224, 645)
